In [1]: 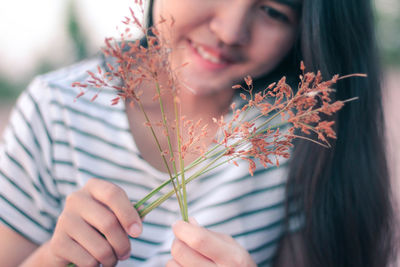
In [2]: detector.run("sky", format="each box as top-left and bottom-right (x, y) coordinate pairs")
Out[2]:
(0, 0), (142, 82)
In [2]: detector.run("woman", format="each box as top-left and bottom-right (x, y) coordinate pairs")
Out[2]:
(0, 0), (395, 266)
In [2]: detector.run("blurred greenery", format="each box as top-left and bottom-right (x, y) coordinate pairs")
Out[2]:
(377, 10), (400, 67)
(0, 76), (25, 99)
(0, 0), (88, 102)
(0, 60), (56, 102)
(68, 0), (89, 61)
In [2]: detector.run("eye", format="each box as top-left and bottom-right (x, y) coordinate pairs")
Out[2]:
(260, 6), (290, 23)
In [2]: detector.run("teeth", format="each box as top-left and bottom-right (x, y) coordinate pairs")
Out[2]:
(194, 44), (224, 64)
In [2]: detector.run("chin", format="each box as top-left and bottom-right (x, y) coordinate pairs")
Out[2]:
(179, 78), (232, 96)
(184, 73), (236, 93)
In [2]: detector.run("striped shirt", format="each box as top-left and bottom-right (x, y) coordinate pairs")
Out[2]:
(0, 57), (301, 266)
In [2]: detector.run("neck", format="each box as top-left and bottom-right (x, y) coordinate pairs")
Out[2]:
(136, 73), (235, 122)
(178, 86), (235, 120)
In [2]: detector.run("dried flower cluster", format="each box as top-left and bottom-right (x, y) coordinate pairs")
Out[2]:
(218, 65), (364, 175)
(72, 3), (362, 219)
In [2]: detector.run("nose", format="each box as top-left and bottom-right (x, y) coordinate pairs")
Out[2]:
(209, 3), (251, 47)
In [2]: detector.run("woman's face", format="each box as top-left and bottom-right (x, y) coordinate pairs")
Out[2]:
(153, 0), (300, 96)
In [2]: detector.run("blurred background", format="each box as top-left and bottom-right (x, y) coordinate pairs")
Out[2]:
(0, 1), (399, 189)
(0, 0), (143, 126)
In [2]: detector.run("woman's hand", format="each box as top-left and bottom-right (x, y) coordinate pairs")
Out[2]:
(167, 218), (257, 267)
(44, 178), (142, 267)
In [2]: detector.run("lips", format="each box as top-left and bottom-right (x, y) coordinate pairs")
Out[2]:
(187, 39), (237, 70)
(194, 43), (226, 64)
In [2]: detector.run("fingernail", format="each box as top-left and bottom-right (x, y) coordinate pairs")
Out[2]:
(121, 251), (131, 261)
(128, 222), (142, 237)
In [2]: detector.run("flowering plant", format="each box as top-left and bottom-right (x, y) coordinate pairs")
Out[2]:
(72, 1), (363, 223)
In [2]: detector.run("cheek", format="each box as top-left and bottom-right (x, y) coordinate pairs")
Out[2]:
(153, 0), (209, 34)
(248, 28), (296, 75)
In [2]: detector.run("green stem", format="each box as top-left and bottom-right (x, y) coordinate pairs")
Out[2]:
(139, 152), (226, 217)
(172, 90), (188, 222)
(141, 29), (184, 215)
(134, 179), (170, 208)
(137, 102), (174, 178)
(153, 79), (185, 219)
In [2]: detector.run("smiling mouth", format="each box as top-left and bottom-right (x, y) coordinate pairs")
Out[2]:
(188, 40), (234, 67)
(192, 43), (226, 64)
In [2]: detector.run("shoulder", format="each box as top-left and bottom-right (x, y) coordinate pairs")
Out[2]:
(27, 57), (103, 100)
(23, 57), (125, 120)
(39, 57), (102, 87)
(17, 57), (103, 114)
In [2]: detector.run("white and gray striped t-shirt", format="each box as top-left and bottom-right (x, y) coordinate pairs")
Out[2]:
(0, 57), (300, 266)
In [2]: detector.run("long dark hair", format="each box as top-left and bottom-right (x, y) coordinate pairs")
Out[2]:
(279, 0), (397, 266)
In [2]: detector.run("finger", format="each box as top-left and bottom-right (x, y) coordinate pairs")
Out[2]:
(85, 178), (142, 237)
(69, 192), (131, 260)
(188, 217), (199, 226)
(166, 259), (183, 267)
(188, 217), (230, 242)
(50, 231), (99, 267)
(188, 218), (231, 242)
(171, 239), (216, 267)
(172, 221), (240, 265)
(66, 214), (118, 266)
